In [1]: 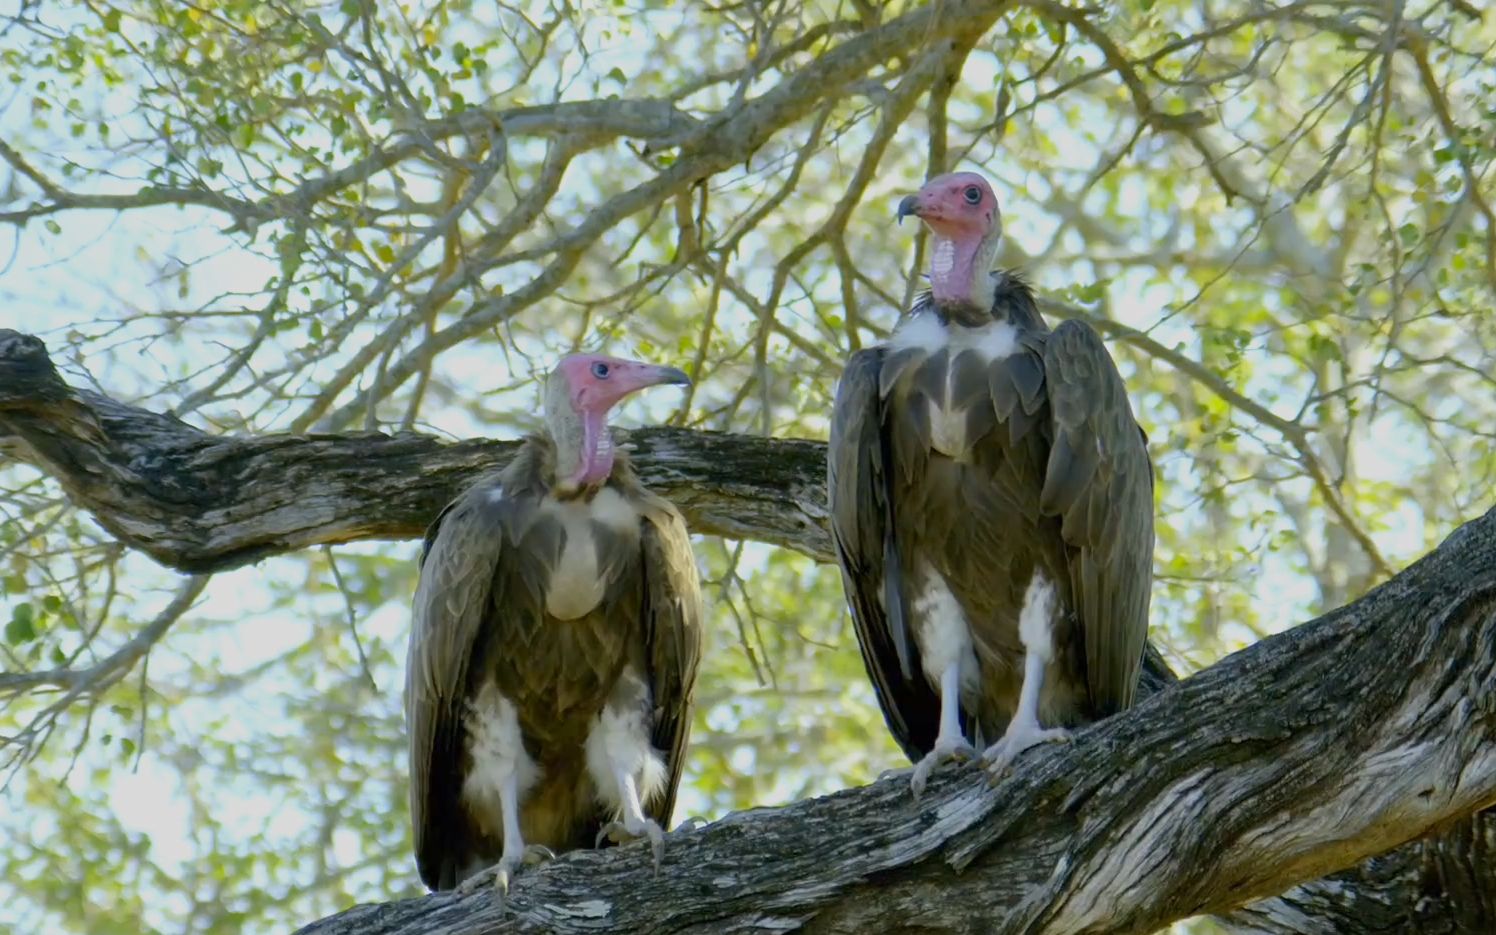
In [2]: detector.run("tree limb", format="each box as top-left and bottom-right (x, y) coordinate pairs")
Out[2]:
(1223, 809), (1496, 934)
(4, 329), (1493, 931)
(287, 504), (1494, 934)
(0, 330), (830, 573)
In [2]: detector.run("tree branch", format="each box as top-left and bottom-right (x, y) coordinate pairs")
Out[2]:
(4, 328), (1493, 931)
(1223, 809), (1496, 934)
(287, 505), (1495, 933)
(0, 330), (830, 573)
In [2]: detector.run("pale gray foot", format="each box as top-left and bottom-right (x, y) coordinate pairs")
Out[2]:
(675, 815), (710, 832)
(455, 844), (556, 897)
(596, 815), (666, 875)
(909, 736), (975, 800)
(980, 721), (1070, 782)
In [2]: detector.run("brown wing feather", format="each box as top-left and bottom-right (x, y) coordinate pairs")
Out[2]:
(1040, 319), (1154, 716)
(829, 347), (942, 763)
(405, 464), (540, 890)
(636, 497), (703, 828)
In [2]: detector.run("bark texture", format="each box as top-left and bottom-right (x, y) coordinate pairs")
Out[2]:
(285, 509), (1494, 934)
(3, 330), (1493, 933)
(0, 330), (830, 571)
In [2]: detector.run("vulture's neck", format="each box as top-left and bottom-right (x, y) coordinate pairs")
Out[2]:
(549, 409), (615, 498)
(928, 230), (1000, 312)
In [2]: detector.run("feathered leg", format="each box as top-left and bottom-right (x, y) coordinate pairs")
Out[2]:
(588, 670), (668, 874)
(909, 660), (976, 798)
(454, 688), (552, 897)
(982, 576), (1070, 778)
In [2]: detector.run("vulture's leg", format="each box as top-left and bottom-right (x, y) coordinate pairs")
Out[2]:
(909, 568), (976, 799)
(454, 687), (551, 897)
(588, 671), (667, 874)
(981, 576), (1070, 779)
(456, 771), (553, 896)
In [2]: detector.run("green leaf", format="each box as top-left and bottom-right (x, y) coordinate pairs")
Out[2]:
(6, 602), (37, 644)
(103, 8), (122, 32)
(44, 219), (61, 234)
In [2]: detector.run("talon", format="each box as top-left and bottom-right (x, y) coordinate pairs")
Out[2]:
(596, 820), (623, 849)
(455, 842), (555, 898)
(908, 737), (975, 799)
(980, 724), (1070, 779)
(676, 815), (710, 832)
(647, 822), (664, 877)
(597, 816), (666, 873)
(521, 844), (556, 867)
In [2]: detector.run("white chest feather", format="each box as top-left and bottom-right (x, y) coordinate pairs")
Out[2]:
(928, 396), (968, 458)
(543, 488), (640, 620)
(890, 317), (1021, 458)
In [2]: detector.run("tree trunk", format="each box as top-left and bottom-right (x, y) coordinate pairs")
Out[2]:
(3, 329), (1493, 933)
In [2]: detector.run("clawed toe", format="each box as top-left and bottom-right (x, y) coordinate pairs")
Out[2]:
(457, 854), (520, 898)
(909, 738), (976, 800)
(521, 844), (555, 867)
(596, 818), (666, 874)
(981, 726), (1070, 781)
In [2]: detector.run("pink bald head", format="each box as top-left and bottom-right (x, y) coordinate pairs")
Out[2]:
(897, 172), (1003, 308)
(554, 354), (691, 416)
(546, 353), (690, 492)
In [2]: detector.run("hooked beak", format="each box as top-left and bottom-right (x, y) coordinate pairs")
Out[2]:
(896, 194), (922, 224)
(589, 361), (691, 414)
(644, 365), (692, 387)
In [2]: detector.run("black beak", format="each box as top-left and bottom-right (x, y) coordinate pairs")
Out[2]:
(896, 194), (921, 224)
(654, 366), (692, 387)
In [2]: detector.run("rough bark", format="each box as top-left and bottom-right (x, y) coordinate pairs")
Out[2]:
(4, 330), (1494, 933)
(1222, 810), (1496, 934)
(0, 330), (831, 571)
(290, 508), (1493, 935)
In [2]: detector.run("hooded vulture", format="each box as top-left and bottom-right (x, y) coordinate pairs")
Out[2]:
(406, 353), (702, 892)
(829, 172), (1154, 796)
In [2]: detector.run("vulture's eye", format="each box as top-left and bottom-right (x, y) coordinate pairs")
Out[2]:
(963, 186), (982, 205)
(591, 361), (611, 379)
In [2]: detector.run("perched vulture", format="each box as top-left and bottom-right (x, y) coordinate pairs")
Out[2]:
(406, 354), (702, 892)
(829, 172), (1154, 796)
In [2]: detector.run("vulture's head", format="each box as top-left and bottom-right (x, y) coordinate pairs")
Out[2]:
(544, 354), (691, 492)
(897, 172), (1004, 308)
(897, 172), (1000, 238)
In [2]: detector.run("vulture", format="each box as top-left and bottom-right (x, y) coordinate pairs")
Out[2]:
(829, 172), (1154, 796)
(406, 353), (702, 892)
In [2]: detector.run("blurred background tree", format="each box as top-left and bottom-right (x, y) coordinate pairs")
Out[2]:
(1, 1), (1492, 931)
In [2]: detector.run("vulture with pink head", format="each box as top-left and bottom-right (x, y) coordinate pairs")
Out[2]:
(406, 354), (701, 892)
(829, 172), (1154, 796)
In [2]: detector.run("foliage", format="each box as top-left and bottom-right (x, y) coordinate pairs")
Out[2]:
(1, 0), (1493, 931)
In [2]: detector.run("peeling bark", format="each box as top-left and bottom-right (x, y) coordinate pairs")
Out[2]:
(4, 329), (1494, 933)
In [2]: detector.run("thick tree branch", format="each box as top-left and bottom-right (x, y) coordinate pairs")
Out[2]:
(1224, 810), (1496, 934)
(287, 505), (1494, 934)
(4, 329), (1493, 931)
(0, 330), (829, 572)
